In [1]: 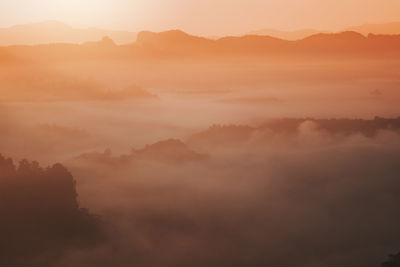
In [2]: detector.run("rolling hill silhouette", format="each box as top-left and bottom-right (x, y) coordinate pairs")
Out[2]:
(77, 139), (208, 165)
(1, 29), (400, 61)
(246, 28), (322, 40)
(246, 22), (400, 40)
(134, 30), (400, 58)
(2, 21), (400, 46)
(0, 21), (137, 45)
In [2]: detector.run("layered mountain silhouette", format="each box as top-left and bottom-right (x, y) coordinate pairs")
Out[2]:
(246, 28), (322, 40)
(1, 29), (400, 61)
(2, 21), (400, 46)
(134, 30), (400, 58)
(246, 21), (400, 40)
(0, 20), (137, 45)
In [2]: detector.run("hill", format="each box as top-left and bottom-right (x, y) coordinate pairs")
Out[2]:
(0, 20), (137, 45)
(0, 154), (102, 266)
(246, 28), (321, 40)
(1, 30), (400, 62)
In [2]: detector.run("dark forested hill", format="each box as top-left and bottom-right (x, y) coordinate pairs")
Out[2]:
(0, 155), (102, 267)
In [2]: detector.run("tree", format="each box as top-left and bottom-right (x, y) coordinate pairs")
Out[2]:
(0, 154), (103, 267)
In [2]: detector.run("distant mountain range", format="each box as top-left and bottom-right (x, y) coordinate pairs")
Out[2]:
(246, 21), (400, 40)
(133, 30), (400, 58)
(1, 27), (400, 61)
(0, 21), (137, 45)
(1, 21), (400, 46)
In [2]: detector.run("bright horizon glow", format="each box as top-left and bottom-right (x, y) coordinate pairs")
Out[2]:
(1, 0), (400, 35)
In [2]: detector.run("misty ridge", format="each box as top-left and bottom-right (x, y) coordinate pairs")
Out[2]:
(2, 117), (400, 266)
(74, 116), (400, 165)
(2, 20), (400, 46)
(74, 118), (400, 267)
(1, 19), (400, 267)
(0, 27), (399, 118)
(0, 22), (399, 117)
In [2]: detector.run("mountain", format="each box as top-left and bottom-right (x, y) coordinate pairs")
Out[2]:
(246, 22), (400, 40)
(136, 30), (215, 54)
(346, 22), (400, 35)
(297, 31), (368, 51)
(3, 21), (400, 47)
(83, 36), (117, 47)
(1, 30), (400, 61)
(246, 28), (322, 40)
(136, 30), (291, 55)
(134, 30), (400, 57)
(0, 21), (137, 45)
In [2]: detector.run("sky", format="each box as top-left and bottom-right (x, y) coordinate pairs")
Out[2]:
(0, 0), (400, 35)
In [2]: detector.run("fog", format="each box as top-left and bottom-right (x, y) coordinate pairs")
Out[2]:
(59, 123), (400, 267)
(1, 36), (400, 267)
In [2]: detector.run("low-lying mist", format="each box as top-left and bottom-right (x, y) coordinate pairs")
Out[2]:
(62, 120), (400, 267)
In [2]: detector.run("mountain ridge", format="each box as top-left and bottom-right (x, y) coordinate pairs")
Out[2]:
(0, 20), (138, 45)
(1, 29), (400, 61)
(2, 20), (400, 46)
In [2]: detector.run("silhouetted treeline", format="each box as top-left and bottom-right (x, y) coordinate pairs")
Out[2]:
(67, 121), (400, 267)
(0, 154), (102, 267)
(77, 139), (208, 165)
(189, 117), (400, 148)
(261, 116), (400, 136)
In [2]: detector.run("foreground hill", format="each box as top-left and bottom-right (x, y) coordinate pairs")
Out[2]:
(0, 155), (102, 267)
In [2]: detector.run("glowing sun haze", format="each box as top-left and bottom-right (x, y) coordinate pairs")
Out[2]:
(1, 0), (400, 35)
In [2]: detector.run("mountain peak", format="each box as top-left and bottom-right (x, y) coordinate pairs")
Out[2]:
(83, 36), (116, 47)
(136, 30), (210, 45)
(100, 36), (116, 46)
(302, 31), (366, 42)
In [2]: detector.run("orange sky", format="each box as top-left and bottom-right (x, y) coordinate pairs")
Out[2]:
(1, 0), (400, 35)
